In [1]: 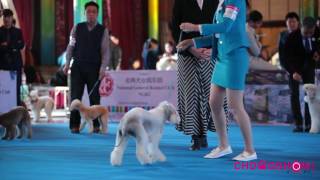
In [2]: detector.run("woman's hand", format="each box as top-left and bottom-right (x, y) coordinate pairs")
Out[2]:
(188, 47), (211, 60)
(200, 48), (212, 60)
(180, 23), (200, 32)
(293, 72), (302, 82)
(177, 39), (194, 52)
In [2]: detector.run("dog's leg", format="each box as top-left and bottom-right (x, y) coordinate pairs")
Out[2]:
(35, 110), (40, 122)
(100, 115), (108, 134)
(149, 130), (166, 162)
(79, 119), (86, 132)
(45, 103), (53, 122)
(2, 127), (9, 140)
(88, 120), (94, 134)
(8, 125), (16, 140)
(110, 131), (129, 166)
(135, 127), (152, 165)
(26, 120), (32, 139)
(17, 122), (24, 139)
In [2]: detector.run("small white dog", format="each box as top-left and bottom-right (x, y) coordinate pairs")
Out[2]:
(110, 101), (180, 166)
(29, 90), (54, 122)
(303, 84), (320, 133)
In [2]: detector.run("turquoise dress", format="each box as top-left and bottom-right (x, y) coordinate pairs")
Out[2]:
(193, 0), (249, 90)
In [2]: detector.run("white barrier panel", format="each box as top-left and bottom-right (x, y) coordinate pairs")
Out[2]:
(0, 70), (17, 113)
(98, 70), (177, 121)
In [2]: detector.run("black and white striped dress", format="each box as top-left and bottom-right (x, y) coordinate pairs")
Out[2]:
(176, 53), (228, 136)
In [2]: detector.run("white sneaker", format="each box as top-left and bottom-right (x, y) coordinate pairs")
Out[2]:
(204, 146), (233, 159)
(232, 151), (257, 161)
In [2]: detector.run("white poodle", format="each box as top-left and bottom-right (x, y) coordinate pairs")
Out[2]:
(303, 84), (320, 133)
(29, 90), (54, 122)
(110, 101), (180, 166)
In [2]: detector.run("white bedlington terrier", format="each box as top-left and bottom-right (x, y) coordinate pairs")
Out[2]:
(303, 84), (320, 133)
(110, 101), (180, 166)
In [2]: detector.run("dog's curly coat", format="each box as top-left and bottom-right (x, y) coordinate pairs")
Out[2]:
(29, 90), (54, 122)
(110, 101), (180, 166)
(70, 99), (109, 134)
(303, 84), (320, 133)
(0, 106), (32, 140)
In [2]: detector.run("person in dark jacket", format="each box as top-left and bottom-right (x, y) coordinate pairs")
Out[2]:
(0, 9), (24, 106)
(171, 0), (229, 151)
(283, 17), (320, 132)
(278, 12), (300, 70)
(63, 1), (110, 134)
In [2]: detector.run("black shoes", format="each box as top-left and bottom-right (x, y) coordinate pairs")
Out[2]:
(190, 135), (208, 151)
(93, 128), (100, 134)
(305, 127), (311, 132)
(293, 126), (310, 133)
(190, 135), (201, 151)
(201, 135), (208, 148)
(71, 127), (80, 134)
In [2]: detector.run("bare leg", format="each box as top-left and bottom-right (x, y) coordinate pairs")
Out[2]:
(226, 89), (255, 154)
(209, 85), (229, 149)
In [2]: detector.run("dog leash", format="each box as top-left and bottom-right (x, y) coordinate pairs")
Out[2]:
(88, 79), (101, 97)
(177, 31), (184, 53)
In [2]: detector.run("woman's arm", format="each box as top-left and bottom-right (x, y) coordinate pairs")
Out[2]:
(200, 2), (240, 35)
(193, 35), (213, 49)
(180, 0), (241, 35)
(247, 28), (261, 57)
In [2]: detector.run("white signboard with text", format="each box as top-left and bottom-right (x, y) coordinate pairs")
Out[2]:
(98, 70), (177, 121)
(0, 70), (17, 113)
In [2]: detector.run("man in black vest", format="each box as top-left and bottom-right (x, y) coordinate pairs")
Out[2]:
(64, 1), (110, 134)
(0, 9), (24, 106)
(283, 17), (320, 132)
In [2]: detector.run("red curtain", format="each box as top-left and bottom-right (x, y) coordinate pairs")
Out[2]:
(13, 0), (33, 65)
(55, 0), (73, 57)
(106, 0), (148, 69)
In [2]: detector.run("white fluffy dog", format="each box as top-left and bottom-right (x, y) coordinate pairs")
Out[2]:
(303, 84), (320, 133)
(29, 90), (54, 122)
(110, 101), (180, 166)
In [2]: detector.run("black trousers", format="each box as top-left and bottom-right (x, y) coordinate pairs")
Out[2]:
(288, 71), (314, 128)
(69, 62), (101, 129)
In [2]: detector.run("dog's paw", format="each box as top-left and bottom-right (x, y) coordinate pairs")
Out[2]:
(110, 151), (122, 166)
(139, 156), (152, 165)
(309, 129), (319, 134)
(110, 159), (122, 166)
(158, 155), (167, 162)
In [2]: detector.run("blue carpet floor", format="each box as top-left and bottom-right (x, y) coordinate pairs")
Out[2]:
(0, 123), (319, 180)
